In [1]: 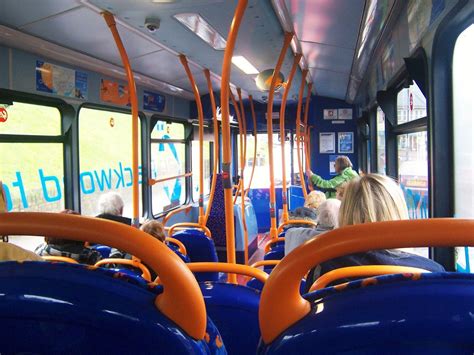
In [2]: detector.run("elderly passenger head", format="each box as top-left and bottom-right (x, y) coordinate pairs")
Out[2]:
(140, 220), (166, 243)
(97, 192), (124, 216)
(304, 190), (326, 210)
(339, 174), (408, 227)
(316, 199), (341, 229)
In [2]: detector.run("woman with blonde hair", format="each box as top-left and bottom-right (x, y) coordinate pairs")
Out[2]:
(305, 174), (444, 291)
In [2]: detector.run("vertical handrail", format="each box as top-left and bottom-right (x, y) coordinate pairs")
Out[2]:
(296, 69), (309, 199)
(279, 53), (302, 224)
(237, 88), (248, 264)
(179, 55), (205, 227)
(305, 125), (314, 191)
(203, 69), (219, 226)
(267, 32), (293, 240)
(303, 82), (313, 172)
(221, 0), (248, 283)
(230, 89), (244, 205)
(245, 95), (258, 199)
(102, 12), (139, 227)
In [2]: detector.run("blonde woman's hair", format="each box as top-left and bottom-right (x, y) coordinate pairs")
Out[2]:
(338, 174), (409, 227)
(304, 190), (326, 209)
(140, 220), (166, 243)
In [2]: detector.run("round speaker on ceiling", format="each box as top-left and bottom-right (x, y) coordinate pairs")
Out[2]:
(255, 69), (285, 92)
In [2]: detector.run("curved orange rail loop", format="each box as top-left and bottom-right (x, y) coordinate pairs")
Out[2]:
(0, 212), (206, 340)
(102, 12), (139, 227)
(188, 262), (268, 284)
(95, 258), (152, 282)
(179, 55), (205, 226)
(245, 95), (258, 199)
(267, 32), (294, 240)
(279, 53), (302, 224)
(166, 237), (188, 256)
(309, 265), (430, 292)
(203, 69), (219, 226)
(221, 0), (248, 283)
(259, 219), (474, 344)
(295, 69), (309, 199)
(251, 260), (280, 269)
(264, 237), (286, 254)
(303, 82), (313, 172)
(277, 219), (318, 235)
(42, 256), (79, 264)
(168, 222), (212, 238)
(163, 205), (193, 227)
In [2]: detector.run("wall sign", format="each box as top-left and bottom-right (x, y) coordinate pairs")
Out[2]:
(144, 90), (166, 112)
(329, 155), (338, 176)
(0, 107), (8, 123)
(337, 108), (353, 120)
(323, 109), (338, 120)
(319, 132), (335, 154)
(36, 60), (88, 99)
(100, 79), (130, 106)
(338, 132), (354, 154)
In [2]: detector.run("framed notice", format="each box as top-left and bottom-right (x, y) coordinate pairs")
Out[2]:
(329, 155), (338, 176)
(323, 109), (338, 120)
(338, 132), (354, 154)
(319, 132), (335, 154)
(337, 108), (353, 120)
(36, 60), (88, 99)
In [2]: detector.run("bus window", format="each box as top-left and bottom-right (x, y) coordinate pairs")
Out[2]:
(0, 102), (64, 212)
(192, 140), (211, 201)
(150, 120), (186, 215)
(79, 107), (142, 218)
(452, 24), (474, 272)
(376, 107), (386, 174)
(396, 82), (427, 124)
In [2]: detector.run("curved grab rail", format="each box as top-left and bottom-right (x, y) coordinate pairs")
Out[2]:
(95, 258), (152, 282)
(163, 205), (193, 227)
(0, 212), (206, 340)
(277, 219), (318, 236)
(259, 219), (474, 344)
(251, 260), (280, 269)
(245, 95), (258, 199)
(168, 222), (212, 238)
(264, 237), (286, 254)
(166, 237), (188, 256)
(295, 70), (309, 199)
(155, 262), (269, 285)
(42, 255), (79, 264)
(308, 265), (430, 292)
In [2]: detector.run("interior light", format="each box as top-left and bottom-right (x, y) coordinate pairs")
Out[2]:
(232, 56), (259, 75)
(152, 0), (176, 3)
(174, 13), (226, 50)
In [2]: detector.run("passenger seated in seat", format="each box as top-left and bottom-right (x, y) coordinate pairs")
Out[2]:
(285, 199), (341, 255)
(140, 220), (166, 243)
(285, 191), (326, 229)
(96, 192), (131, 225)
(305, 174), (444, 292)
(35, 210), (102, 265)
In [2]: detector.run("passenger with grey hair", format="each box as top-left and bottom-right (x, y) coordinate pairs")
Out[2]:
(285, 199), (341, 255)
(96, 192), (131, 226)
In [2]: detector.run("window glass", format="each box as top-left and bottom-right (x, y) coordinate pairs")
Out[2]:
(452, 24), (474, 272)
(376, 108), (386, 174)
(292, 133), (304, 186)
(396, 82), (427, 124)
(151, 120), (186, 215)
(0, 102), (61, 136)
(192, 140), (211, 201)
(79, 108), (142, 218)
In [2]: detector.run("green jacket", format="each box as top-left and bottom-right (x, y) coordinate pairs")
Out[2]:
(310, 167), (359, 198)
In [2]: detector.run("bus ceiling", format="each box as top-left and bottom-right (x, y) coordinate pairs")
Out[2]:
(0, 0), (389, 104)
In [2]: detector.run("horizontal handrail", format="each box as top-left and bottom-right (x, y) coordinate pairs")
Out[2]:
(168, 222), (212, 238)
(149, 172), (192, 186)
(95, 258), (152, 282)
(277, 219), (318, 235)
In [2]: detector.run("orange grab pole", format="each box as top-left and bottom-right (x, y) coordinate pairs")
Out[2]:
(95, 258), (152, 282)
(179, 55), (205, 226)
(303, 82), (313, 175)
(276, 219), (318, 235)
(279, 53), (302, 225)
(259, 219), (474, 343)
(203, 69), (219, 226)
(166, 237), (188, 256)
(42, 256), (79, 264)
(264, 237), (286, 254)
(245, 95), (258, 199)
(267, 32), (294, 240)
(237, 88), (248, 175)
(102, 12), (139, 227)
(0, 212), (206, 340)
(162, 205), (193, 227)
(237, 88), (248, 264)
(305, 126), (313, 191)
(309, 265), (430, 292)
(168, 222), (212, 238)
(230, 88), (244, 203)
(149, 172), (193, 186)
(295, 69), (309, 199)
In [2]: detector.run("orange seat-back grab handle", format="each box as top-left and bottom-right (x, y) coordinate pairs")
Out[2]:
(0, 212), (206, 340)
(95, 258), (152, 282)
(42, 256), (79, 264)
(259, 219), (474, 344)
(277, 219), (317, 235)
(168, 222), (211, 238)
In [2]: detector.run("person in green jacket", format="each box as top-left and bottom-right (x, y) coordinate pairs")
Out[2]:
(306, 156), (359, 198)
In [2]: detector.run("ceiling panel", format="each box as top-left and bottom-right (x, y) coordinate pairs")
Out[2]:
(301, 41), (354, 74)
(19, 7), (162, 66)
(0, 0), (79, 28)
(309, 68), (349, 99)
(131, 50), (186, 84)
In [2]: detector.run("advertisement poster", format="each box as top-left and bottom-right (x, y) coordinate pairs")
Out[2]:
(319, 132), (335, 154)
(329, 155), (338, 176)
(36, 60), (88, 99)
(337, 108), (353, 120)
(323, 109), (338, 120)
(100, 79), (130, 106)
(144, 90), (166, 112)
(338, 132), (354, 154)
